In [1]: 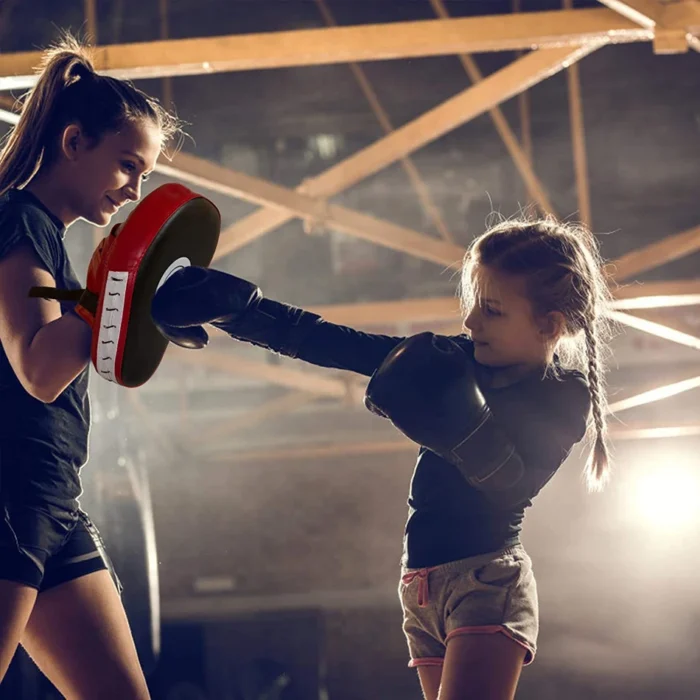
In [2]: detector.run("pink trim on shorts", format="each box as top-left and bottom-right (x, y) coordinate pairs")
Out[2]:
(446, 625), (535, 665)
(408, 657), (444, 668)
(402, 566), (441, 607)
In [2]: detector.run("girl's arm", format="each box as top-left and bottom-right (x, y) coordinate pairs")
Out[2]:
(230, 297), (406, 377)
(152, 267), (406, 377)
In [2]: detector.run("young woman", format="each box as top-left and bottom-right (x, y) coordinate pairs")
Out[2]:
(151, 218), (612, 700)
(0, 37), (178, 698)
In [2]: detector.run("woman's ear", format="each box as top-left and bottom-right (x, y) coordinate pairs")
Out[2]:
(60, 124), (83, 161)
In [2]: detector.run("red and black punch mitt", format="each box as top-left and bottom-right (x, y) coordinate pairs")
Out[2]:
(30, 183), (221, 388)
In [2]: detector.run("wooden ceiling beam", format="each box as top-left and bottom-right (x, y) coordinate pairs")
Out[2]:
(612, 279), (700, 309)
(214, 45), (598, 259)
(609, 310), (700, 351)
(608, 224), (700, 282)
(597, 0), (700, 52)
(429, 0), (556, 217)
(158, 153), (465, 267)
(607, 372), (700, 413)
(0, 9), (649, 90)
(596, 0), (663, 29)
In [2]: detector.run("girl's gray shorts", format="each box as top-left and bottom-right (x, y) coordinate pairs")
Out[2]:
(399, 545), (538, 668)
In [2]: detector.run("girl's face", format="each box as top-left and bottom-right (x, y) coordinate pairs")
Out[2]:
(62, 119), (162, 226)
(462, 264), (561, 370)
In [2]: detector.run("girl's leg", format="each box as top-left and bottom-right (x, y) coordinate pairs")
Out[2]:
(21, 569), (150, 700)
(437, 633), (526, 700)
(417, 666), (443, 700)
(0, 580), (38, 681)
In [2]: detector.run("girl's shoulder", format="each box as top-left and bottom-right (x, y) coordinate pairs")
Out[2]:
(445, 333), (473, 353)
(545, 362), (588, 390)
(535, 365), (591, 432)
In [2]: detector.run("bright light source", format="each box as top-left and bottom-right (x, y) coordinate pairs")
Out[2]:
(310, 133), (344, 160)
(626, 463), (700, 532)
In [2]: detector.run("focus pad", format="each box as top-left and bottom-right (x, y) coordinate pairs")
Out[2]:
(91, 183), (221, 388)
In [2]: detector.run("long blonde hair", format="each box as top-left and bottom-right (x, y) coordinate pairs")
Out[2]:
(0, 34), (180, 195)
(461, 217), (614, 491)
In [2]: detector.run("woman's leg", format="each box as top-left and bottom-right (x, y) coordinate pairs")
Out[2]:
(437, 632), (526, 700)
(417, 665), (443, 700)
(21, 569), (150, 700)
(0, 580), (38, 681)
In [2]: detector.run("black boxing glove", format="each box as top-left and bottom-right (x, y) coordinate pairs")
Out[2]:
(151, 266), (320, 357)
(365, 332), (526, 498)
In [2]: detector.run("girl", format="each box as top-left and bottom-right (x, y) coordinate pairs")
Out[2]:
(0, 36), (178, 698)
(151, 218), (612, 700)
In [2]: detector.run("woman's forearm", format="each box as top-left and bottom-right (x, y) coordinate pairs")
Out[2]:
(26, 311), (91, 402)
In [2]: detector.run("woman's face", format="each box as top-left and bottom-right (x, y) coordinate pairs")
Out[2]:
(62, 119), (162, 226)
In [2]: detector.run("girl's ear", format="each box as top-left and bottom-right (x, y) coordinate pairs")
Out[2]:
(538, 310), (566, 342)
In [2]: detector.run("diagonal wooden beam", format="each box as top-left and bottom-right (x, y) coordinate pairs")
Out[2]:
(612, 279), (700, 308)
(0, 103), (462, 267)
(607, 373), (700, 412)
(0, 9), (650, 91)
(609, 224), (700, 281)
(627, 307), (700, 335)
(214, 45), (599, 260)
(269, 47), (595, 227)
(429, 0), (556, 217)
(609, 423), (700, 440)
(84, 0), (98, 42)
(314, 0), (454, 243)
(604, 225), (700, 352)
(159, 0), (174, 110)
(596, 0), (663, 29)
(0, 106), (17, 125)
(0, 94), (18, 125)
(564, 0), (593, 227)
(609, 310), (700, 351)
(157, 153), (465, 266)
(512, 0), (534, 169)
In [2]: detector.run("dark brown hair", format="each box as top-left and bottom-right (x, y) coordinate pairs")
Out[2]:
(0, 34), (180, 195)
(461, 217), (614, 491)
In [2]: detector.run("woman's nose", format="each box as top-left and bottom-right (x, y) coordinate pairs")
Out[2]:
(124, 180), (141, 202)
